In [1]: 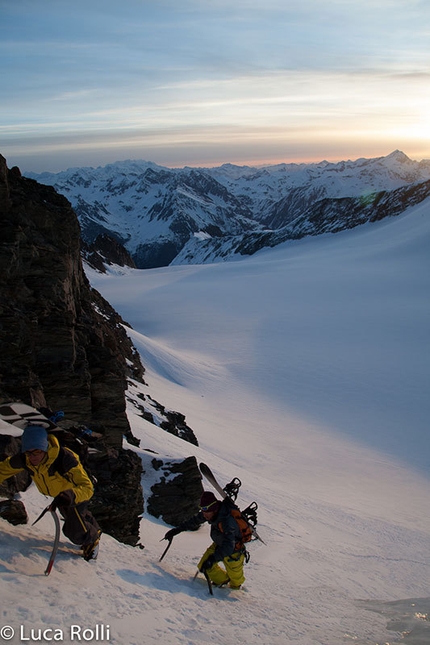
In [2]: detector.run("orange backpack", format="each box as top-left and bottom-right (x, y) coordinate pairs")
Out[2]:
(218, 500), (255, 551)
(230, 507), (253, 549)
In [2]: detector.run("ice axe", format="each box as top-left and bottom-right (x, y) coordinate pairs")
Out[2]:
(193, 568), (213, 596)
(158, 536), (174, 562)
(33, 504), (61, 576)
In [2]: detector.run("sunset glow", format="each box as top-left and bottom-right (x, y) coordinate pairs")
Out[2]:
(1, 0), (429, 172)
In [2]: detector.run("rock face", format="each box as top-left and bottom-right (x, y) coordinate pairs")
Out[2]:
(0, 499), (28, 526)
(147, 456), (204, 526)
(82, 233), (137, 273)
(0, 154), (204, 544)
(0, 155), (144, 445)
(87, 445), (144, 545)
(0, 155), (145, 543)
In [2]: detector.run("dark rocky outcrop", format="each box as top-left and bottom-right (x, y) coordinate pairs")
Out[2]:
(0, 500), (28, 526)
(87, 444), (144, 545)
(0, 155), (143, 443)
(125, 383), (199, 446)
(0, 154), (202, 544)
(82, 233), (137, 273)
(147, 456), (204, 526)
(0, 155), (145, 543)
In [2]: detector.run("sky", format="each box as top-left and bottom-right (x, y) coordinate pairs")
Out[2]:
(1, 0), (430, 173)
(1, 198), (430, 644)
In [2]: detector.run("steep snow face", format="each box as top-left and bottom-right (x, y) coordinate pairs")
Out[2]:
(26, 152), (430, 268)
(2, 199), (430, 645)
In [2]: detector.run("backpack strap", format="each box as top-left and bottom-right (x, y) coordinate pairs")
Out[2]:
(7, 445), (79, 481)
(47, 445), (79, 478)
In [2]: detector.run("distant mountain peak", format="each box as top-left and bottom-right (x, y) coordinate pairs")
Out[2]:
(24, 151), (430, 268)
(386, 150), (411, 162)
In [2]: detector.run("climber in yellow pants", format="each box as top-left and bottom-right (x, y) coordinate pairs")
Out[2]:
(198, 542), (245, 588)
(163, 491), (247, 589)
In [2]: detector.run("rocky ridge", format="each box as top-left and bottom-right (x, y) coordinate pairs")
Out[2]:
(174, 177), (430, 263)
(0, 155), (202, 543)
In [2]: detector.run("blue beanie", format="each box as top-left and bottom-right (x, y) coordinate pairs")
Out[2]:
(21, 426), (49, 453)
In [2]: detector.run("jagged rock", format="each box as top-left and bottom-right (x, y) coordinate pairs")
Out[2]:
(82, 233), (137, 273)
(0, 154), (200, 545)
(147, 456), (203, 526)
(160, 411), (199, 446)
(87, 445), (143, 546)
(126, 385), (199, 446)
(0, 155), (146, 544)
(0, 155), (144, 446)
(0, 155), (11, 209)
(0, 499), (28, 525)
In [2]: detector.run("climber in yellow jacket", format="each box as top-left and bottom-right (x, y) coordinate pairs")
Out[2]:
(0, 425), (101, 560)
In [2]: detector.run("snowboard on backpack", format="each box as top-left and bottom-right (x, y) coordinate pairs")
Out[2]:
(199, 462), (266, 545)
(0, 402), (57, 431)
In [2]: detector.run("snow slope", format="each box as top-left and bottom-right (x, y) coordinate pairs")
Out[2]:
(1, 199), (430, 645)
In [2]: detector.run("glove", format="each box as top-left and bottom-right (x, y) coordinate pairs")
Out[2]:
(200, 554), (217, 572)
(51, 490), (75, 510)
(164, 528), (182, 541)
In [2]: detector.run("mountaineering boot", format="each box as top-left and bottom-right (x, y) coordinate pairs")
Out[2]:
(82, 530), (101, 561)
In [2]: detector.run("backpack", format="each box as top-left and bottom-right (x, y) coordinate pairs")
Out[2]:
(0, 402), (98, 483)
(219, 496), (257, 551)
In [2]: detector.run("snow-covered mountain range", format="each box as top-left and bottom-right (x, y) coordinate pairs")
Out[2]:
(26, 150), (430, 268)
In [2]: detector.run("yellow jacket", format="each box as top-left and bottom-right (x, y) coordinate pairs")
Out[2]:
(0, 434), (94, 505)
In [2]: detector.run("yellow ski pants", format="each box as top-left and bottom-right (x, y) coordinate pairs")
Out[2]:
(198, 543), (245, 587)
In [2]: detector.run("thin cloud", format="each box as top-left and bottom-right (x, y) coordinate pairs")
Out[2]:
(1, 0), (430, 171)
